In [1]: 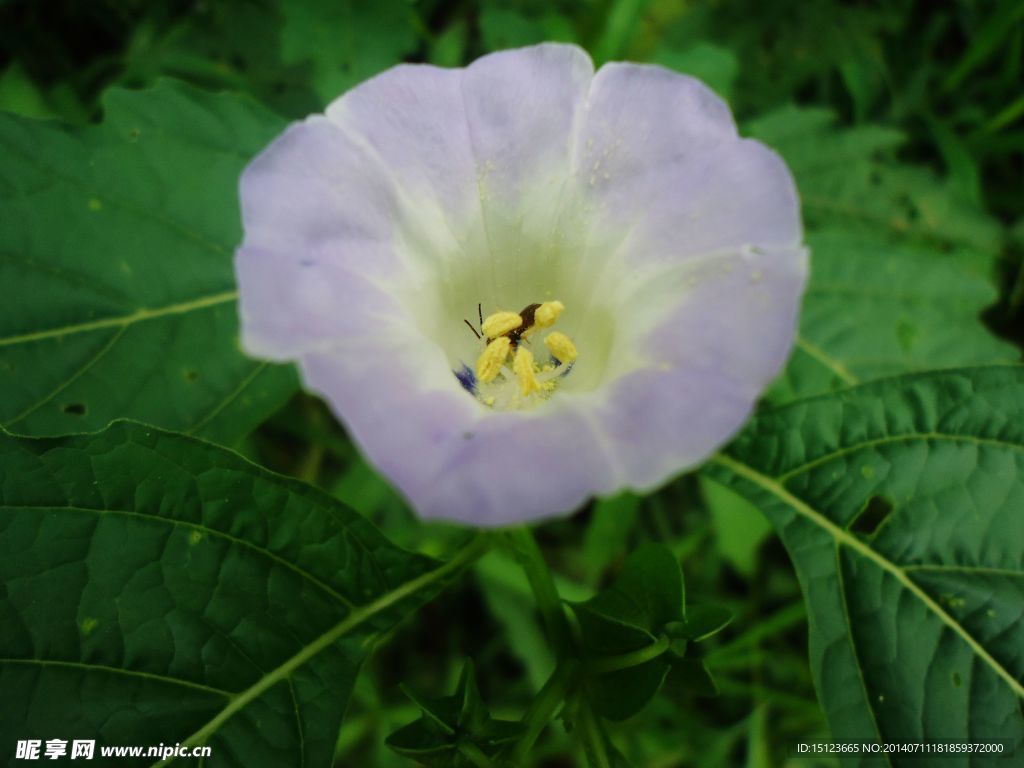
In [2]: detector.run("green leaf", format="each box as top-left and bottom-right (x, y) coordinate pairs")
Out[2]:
(280, 0), (420, 104)
(0, 62), (60, 120)
(0, 80), (298, 441)
(705, 366), (1024, 762)
(575, 695), (635, 768)
(388, 660), (525, 768)
(572, 544), (684, 656)
(773, 228), (1019, 401)
(581, 493), (641, 584)
(474, 549), (555, 690)
(650, 42), (739, 101)
(0, 421), (484, 767)
(572, 545), (688, 721)
(119, 1), (322, 119)
(662, 658), (718, 699)
(700, 474), (772, 577)
(746, 106), (1001, 251)
(679, 604), (733, 642)
(584, 661), (670, 723)
(745, 108), (1017, 403)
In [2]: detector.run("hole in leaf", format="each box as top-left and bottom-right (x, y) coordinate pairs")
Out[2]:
(62, 403), (87, 416)
(849, 495), (893, 537)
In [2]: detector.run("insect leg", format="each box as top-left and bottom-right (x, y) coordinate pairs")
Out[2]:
(463, 318), (482, 340)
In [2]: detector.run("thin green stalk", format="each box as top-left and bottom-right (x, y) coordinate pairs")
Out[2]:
(705, 601), (806, 666)
(577, 694), (613, 768)
(513, 660), (580, 761)
(505, 528), (573, 660)
(587, 635), (670, 675)
(457, 741), (498, 768)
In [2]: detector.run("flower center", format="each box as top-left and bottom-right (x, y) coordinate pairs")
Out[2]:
(454, 300), (578, 411)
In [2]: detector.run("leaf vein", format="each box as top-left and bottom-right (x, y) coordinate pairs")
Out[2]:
(711, 453), (1024, 700)
(0, 657), (232, 697)
(5, 503), (357, 610)
(776, 432), (1024, 483)
(0, 290), (238, 348)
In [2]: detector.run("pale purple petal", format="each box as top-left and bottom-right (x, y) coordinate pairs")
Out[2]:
(596, 245), (808, 490)
(235, 44), (808, 526)
(236, 117), (406, 359)
(576, 63), (801, 266)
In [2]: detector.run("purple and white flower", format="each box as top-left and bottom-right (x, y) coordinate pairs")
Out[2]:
(235, 43), (806, 526)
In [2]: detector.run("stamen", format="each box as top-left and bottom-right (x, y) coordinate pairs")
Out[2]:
(544, 331), (577, 364)
(458, 299), (577, 410)
(482, 310), (523, 339)
(534, 301), (564, 328)
(513, 347), (541, 396)
(476, 336), (511, 383)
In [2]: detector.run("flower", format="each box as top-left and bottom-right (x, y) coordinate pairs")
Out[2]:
(235, 43), (806, 526)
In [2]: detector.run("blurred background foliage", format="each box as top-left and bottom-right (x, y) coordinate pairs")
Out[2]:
(1, 1), (1020, 766)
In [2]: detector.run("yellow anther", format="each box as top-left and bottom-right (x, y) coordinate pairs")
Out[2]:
(482, 310), (522, 339)
(544, 331), (577, 364)
(476, 336), (511, 384)
(513, 346), (541, 396)
(534, 300), (564, 328)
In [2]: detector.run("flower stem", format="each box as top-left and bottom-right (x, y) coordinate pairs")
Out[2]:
(457, 741), (497, 768)
(504, 527), (573, 660)
(576, 693), (614, 768)
(586, 634), (671, 675)
(512, 659), (580, 761)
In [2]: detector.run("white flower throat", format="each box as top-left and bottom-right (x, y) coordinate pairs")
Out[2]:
(456, 300), (578, 411)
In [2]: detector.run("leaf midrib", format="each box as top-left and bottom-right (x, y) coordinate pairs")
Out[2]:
(711, 453), (1024, 700)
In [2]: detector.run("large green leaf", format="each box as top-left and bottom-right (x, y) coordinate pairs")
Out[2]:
(746, 106), (1000, 251)
(746, 107), (1019, 400)
(0, 80), (298, 442)
(773, 228), (1019, 401)
(280, 0), (420, 104)
(0, 422), (484, 766)
(706, 366), (1024, 765)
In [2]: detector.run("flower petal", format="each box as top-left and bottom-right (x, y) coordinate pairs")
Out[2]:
(235, 45), (808, 527)
(575, 63), (800, 266)
(300, 346), (616, 525)
(596, 244), (808, 490)
(325, 44), (594, 272)
(236, 117), (408, 359)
